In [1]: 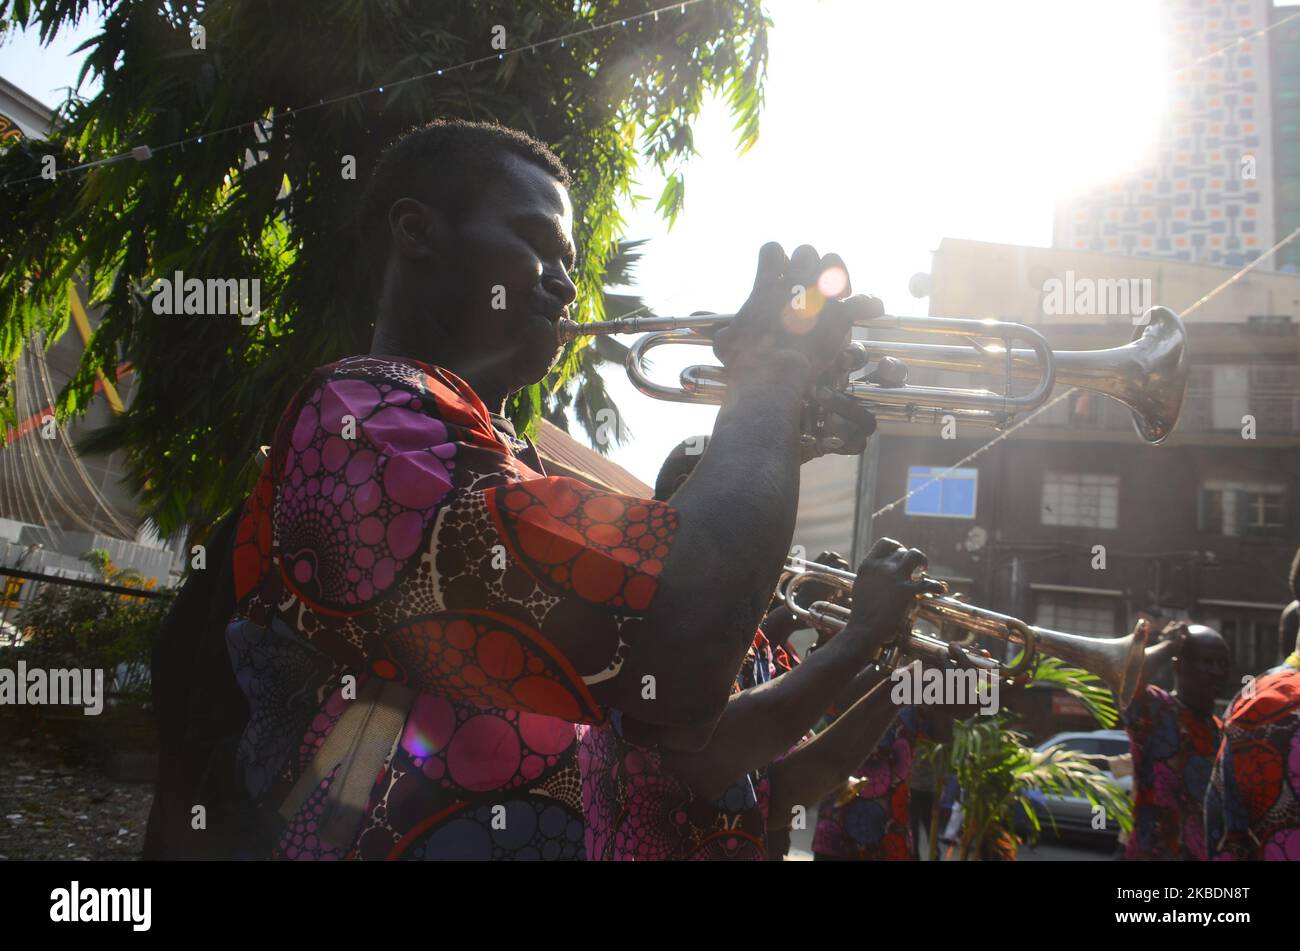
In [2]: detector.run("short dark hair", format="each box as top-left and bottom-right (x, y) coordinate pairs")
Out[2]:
(358, 119), (570, 271)
(654, 436), (710, 502)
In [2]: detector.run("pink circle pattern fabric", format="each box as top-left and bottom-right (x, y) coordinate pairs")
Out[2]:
(278, 377), (456, 609)
(577, 631), (781, 861)
(225, 356), (678, 861)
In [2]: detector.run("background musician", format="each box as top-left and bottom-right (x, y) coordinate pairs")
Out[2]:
(1205, 546), (1300, 861)
(1122, 621), (1230, 860)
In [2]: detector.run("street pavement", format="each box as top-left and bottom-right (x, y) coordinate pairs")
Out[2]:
(786, 807), (1117, 861)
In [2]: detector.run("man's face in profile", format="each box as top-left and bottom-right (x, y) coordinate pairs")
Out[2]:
(433, 154), (578, 392)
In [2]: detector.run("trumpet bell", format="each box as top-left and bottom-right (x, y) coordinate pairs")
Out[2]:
(1022, 622), (1152, 708)
(1052, 306), (1188, 445)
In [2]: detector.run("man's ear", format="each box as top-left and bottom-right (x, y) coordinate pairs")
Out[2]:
(388, 198), (447, 259)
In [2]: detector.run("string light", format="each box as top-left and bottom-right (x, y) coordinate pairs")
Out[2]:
(1, 0), (713, 190)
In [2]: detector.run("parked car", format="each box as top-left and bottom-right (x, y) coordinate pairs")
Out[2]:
(1019, 730), (1132, 843)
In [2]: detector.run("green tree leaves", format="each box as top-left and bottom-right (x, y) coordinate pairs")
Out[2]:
(0, 0), (770, 535)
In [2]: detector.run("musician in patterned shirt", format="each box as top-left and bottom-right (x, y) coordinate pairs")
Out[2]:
(197, 119), (882, 859)
(1204, 657), (1300, 861)
(1205, 549), (1300, 861)
(1123, 622), (1230, 861)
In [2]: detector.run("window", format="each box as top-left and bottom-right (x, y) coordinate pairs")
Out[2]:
(1041, 472), (1119, 529)
(904, 466), (978, 519)
(1050, 737), (1128, 758)
(1067, 391), (1101, 428)
(1034, 592), (1119, 637)
(1250, 363), (1300, 435)
(0, 575), (22, 609)
(1200, 481), (1286, 536)
(1212, 365), (1250, 430)
(1217, 613), (1281, 679)
(1055, 737), (1103, 755)
(1246, 315), (1293, 334)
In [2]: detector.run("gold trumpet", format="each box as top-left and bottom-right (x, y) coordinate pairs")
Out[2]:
(558, 305), (1188, 445)
(778, 557), (1149, 705)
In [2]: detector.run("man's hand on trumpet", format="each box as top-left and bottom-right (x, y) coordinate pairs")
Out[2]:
(843, 538), (948, 650)
(712, 242), (884, 458)
(658, 540), (943, 804)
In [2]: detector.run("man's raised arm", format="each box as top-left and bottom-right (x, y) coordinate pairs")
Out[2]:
(593, 242), (882, 732)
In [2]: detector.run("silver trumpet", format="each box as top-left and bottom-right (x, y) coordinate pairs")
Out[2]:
(776, 556), (1149, 704)
(558, 305), (1188, 445)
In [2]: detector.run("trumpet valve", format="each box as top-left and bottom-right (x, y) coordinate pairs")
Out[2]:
(837, 342), (870, 373)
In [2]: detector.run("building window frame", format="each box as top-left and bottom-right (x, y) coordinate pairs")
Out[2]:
(1040, 472), (1120, 530)
(1199, 480), (1286, 537)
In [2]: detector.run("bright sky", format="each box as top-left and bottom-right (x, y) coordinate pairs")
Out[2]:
(0, 14), (102, 102)
(3, 0), (1292, 485)
(605, 0), (1175, 485)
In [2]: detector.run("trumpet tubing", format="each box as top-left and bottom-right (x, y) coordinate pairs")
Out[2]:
(557, 305), (1188, 444)
(779, 557), (1148, 704)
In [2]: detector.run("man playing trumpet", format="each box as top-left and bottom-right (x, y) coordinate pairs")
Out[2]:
(151, 118), (889, 860)
(1122, 620), (1230, 861)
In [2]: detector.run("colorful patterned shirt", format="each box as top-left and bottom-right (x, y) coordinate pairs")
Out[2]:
(1123, 683), (1221, 861)
(226, 355), (677, 859)
(577, 631), (780, 861)
(1205, 662), (1300, 861)
(811, 705), (920, 860)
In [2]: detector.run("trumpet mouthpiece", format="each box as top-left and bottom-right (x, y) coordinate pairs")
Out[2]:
(556, 318), (584, 343)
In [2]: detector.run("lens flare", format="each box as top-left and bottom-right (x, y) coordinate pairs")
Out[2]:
(403, 720), (440, 759)
(782, 287), (827, 334)
(817, 266), (850, 299)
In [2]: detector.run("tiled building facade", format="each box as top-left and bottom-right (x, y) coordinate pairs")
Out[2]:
(1055, 0), (1274, 268)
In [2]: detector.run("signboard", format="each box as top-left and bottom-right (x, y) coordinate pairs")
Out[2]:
(1051, 692), (1090, 718)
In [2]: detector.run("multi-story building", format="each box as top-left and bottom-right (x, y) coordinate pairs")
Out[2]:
(1055, 0), (1275, 268)
(794, 238), (1300, 723)
(1269, 3), (1300, 270)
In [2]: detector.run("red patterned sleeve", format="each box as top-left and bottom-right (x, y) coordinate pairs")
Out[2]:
(233, 356), (677, 725)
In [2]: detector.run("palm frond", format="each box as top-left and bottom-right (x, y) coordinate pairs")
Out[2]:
(1021, 654), (1121, 728)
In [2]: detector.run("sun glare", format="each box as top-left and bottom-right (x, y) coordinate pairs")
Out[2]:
(611, 0), (1179, 484)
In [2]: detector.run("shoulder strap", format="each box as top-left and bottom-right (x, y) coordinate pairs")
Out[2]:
(275, 677), (418, 850)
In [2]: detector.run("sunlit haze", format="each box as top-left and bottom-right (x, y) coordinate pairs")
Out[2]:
(603, 0), (1180, 486)
(0, 0), (1275, 487)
